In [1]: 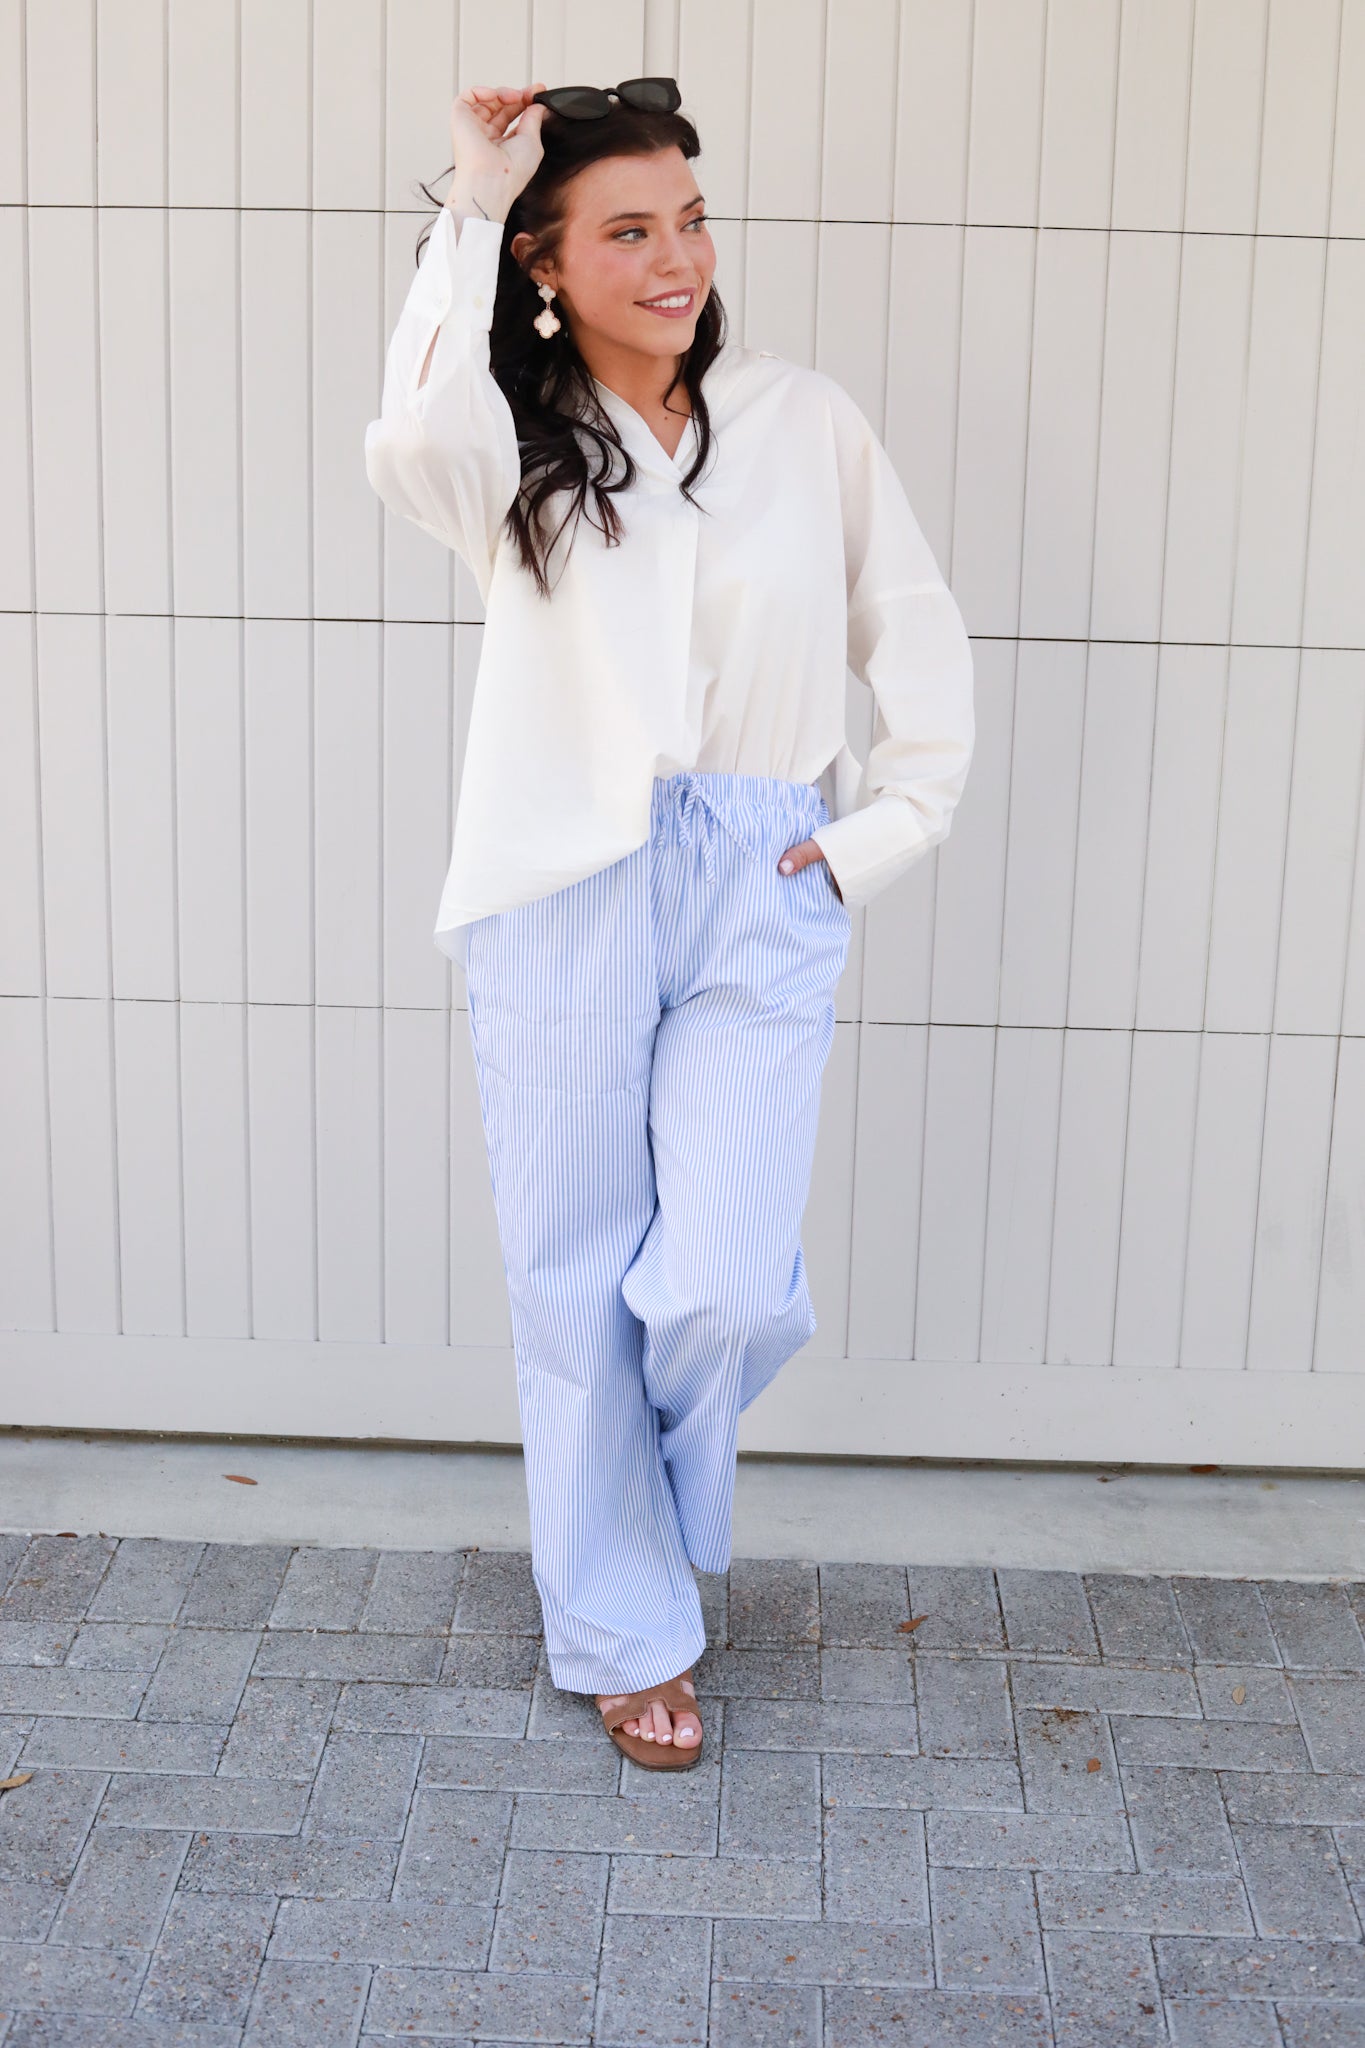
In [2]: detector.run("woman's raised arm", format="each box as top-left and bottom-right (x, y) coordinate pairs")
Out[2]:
(363, 86), (547, 598)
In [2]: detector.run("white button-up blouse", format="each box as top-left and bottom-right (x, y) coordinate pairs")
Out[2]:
(364, 204), (976, 971)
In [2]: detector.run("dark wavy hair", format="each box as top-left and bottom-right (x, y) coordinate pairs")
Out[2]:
(414, 97), (727, 598)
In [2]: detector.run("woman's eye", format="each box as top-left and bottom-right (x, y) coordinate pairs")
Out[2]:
(615, 215), (708, 242)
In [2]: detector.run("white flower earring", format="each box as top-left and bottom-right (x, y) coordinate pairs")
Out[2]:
(533, 283), (561, 339)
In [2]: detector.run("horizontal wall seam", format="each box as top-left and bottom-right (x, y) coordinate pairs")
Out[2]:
(7, 611), (1365, 656)
(4, 203), (1364, 245)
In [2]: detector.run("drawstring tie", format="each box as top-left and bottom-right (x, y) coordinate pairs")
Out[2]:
(666, 771), (814, 879)
(675, 772), (720, 884)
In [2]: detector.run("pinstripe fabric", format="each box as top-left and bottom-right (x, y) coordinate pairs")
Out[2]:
(463, 770), (851, 1695)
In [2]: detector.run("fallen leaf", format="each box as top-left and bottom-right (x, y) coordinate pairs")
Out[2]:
(1086, 1758), (1101, 1773)
(1231, 1685), (1246, 1705)
(1189, 1464), (1219, 1475)
(0, 1771), (34, 1793)
(56, 1531), (79, 1539)
(224, 1474), (258, 1486)
(897, 1614), (930, 1633)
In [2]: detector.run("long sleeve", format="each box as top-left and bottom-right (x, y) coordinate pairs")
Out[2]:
(364, 205), (522, 600)
(808, 380), (975, 908)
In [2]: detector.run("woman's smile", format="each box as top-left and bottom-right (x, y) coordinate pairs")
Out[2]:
(635, 288), (697, 317)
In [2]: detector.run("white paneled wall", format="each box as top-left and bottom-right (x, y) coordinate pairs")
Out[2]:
(2, 0), (1363, 1465)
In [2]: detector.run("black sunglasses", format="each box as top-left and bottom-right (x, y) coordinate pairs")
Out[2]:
(531, 76), (681, 121)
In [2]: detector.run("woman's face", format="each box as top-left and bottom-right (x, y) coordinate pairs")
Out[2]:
(515, 145), (716, 364)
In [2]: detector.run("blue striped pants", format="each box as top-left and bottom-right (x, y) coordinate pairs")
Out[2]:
(463, 770), (851, 1696)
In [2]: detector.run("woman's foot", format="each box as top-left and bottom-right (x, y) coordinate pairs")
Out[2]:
(596, 1672), (701, 1750)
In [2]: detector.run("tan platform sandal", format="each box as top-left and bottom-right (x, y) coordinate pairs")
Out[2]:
(599, 1670), (704, 1770)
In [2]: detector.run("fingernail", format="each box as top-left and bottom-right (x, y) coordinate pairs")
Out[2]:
(779, 859), (794, 874)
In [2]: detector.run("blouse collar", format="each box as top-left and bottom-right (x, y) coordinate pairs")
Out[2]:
(572, 342), (751, 483)
(589, 381), (698, 480)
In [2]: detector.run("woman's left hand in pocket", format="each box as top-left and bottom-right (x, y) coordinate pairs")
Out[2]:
(777, 837), (844, 903)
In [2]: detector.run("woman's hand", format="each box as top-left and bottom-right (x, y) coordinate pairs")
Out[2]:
(779, 838), (844, 903)
(450, 85), (550, 215)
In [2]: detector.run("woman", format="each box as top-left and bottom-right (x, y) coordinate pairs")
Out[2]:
(365, 79), (975, 1769)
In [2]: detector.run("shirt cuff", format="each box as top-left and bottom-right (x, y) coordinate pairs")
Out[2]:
(809, 794), (938, 908)
(411, 204), (504, 338)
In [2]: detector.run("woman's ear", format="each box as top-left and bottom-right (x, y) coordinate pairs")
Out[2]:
(510, 229), (552, 289)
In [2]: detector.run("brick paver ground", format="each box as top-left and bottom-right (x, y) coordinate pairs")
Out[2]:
(0, 1533), (1362, 2044)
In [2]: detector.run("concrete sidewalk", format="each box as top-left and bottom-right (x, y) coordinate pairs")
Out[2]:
(2, 1433), (1363, 1578)
(0, 1526), (1363, 2045)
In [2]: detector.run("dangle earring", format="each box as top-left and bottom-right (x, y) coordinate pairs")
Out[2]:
(533, 282), (561, 339)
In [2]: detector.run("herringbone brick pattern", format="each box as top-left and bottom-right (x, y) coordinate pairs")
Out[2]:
(0, 1535), (1361, 2043)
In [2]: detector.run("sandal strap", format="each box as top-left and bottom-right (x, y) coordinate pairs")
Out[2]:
(599, 1673), (698, 1734)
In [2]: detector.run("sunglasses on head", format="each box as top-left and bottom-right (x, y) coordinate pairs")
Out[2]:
(531, 76), (682, 120)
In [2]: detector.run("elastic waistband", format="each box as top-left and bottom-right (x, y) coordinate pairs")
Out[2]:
(650, 770), (824, 822)
(649, 770), (828, 872)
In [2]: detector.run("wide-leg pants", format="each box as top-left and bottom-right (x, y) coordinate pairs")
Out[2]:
(463, 769), (852, 1696)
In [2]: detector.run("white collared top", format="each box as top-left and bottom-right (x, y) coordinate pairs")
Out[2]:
(364, 204), (976, 970)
